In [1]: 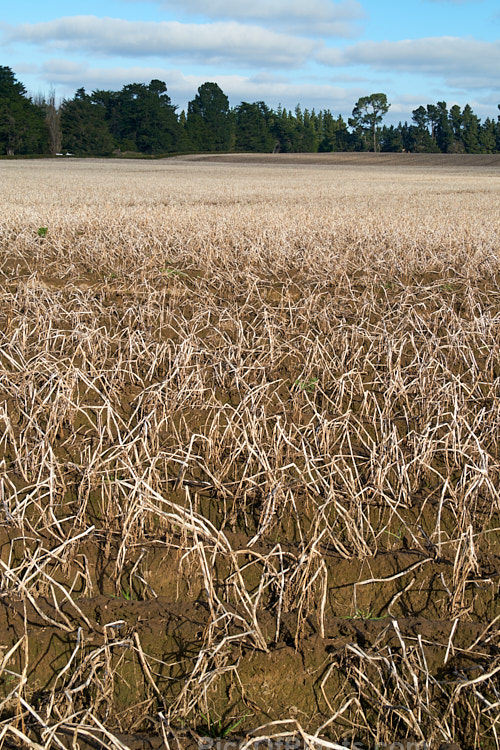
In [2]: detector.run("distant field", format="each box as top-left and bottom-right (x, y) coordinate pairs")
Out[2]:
(0, 157), (499, 749)
(178, 151), (500, 167)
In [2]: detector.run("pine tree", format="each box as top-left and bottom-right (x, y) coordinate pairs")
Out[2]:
(410, 106), (439, 152)
(107, 80), (180, 154)
(0, 66), (48, 155)
(234, 102), (274, 152)
(186, 83), (233, 152)
(449, 104), (464, 151)
(480, 118), (496, 153)
(435, 102), (453, 153)
(60, 88), (114, 156)
(269, 108), (296, 153)
(462, 104), (481, 153)
(380, 125), (404, 152)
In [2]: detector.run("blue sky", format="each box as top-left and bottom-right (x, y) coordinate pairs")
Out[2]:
(1, 0), (499, 124)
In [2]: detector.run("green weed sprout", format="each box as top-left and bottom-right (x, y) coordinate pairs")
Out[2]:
(162, 266), (188, 278)
(199, 712), (249, 738)
(295, 376), (319, 392)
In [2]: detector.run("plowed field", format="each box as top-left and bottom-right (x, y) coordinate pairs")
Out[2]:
(0, 155), (499, 749)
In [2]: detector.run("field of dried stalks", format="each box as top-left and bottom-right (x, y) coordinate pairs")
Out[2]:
(0, 155), (499, 750)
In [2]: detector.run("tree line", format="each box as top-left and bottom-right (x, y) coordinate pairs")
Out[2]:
(1, 65), (500, 157)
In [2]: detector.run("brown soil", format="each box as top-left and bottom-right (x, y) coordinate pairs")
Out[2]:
(1, 270), (499, 749)
(0, 159), (499, 749)
(176, 152), (500, 168)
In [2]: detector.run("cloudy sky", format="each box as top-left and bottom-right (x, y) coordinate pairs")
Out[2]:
(2, 0), (499, 123)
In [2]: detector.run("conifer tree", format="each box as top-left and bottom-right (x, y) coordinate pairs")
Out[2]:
(186, 83), (233, 152)
(60, 88), (114, 156)
(0, 66), (47, 155)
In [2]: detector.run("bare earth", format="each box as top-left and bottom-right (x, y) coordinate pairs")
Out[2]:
(176, 151), (500, 167)
(0, 154), (499, 749)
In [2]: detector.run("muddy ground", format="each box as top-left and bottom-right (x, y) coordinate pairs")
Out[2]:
(0, 156), (499, 749)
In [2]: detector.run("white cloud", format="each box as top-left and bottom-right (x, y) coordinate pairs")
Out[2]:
(317, 37), (500, 89)
(10, 62), (39, 75)
(3, 15), (318, 68)
(20, 59), (500, 124)
(35, 60), (358, 112)
(43, 59), (87, 77)
(122, 0), (365, 37)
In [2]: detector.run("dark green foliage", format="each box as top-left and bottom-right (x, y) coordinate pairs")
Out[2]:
(2, 66), (500, 157)
(0, 66), (48, 155)
(60, 88), (114, 156)
(318, 112), (352, 151)
(380, 125), (404, 152)
(100, 80), (181, 154)
(186, 82), (234, 152)
(269, 107), (297, 152)
(461, 104), (481, 153)
(349, 93), (390, 152)
(235, 102), (275, 152)
(297, 108), (319, 152)
(435, 102), (454, 153)
(480, 118), (497, 153)
(176, 110), (193, 152)
(410, 106), (440, 152)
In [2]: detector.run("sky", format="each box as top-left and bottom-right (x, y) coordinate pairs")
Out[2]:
(1, 0), (499, 124)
